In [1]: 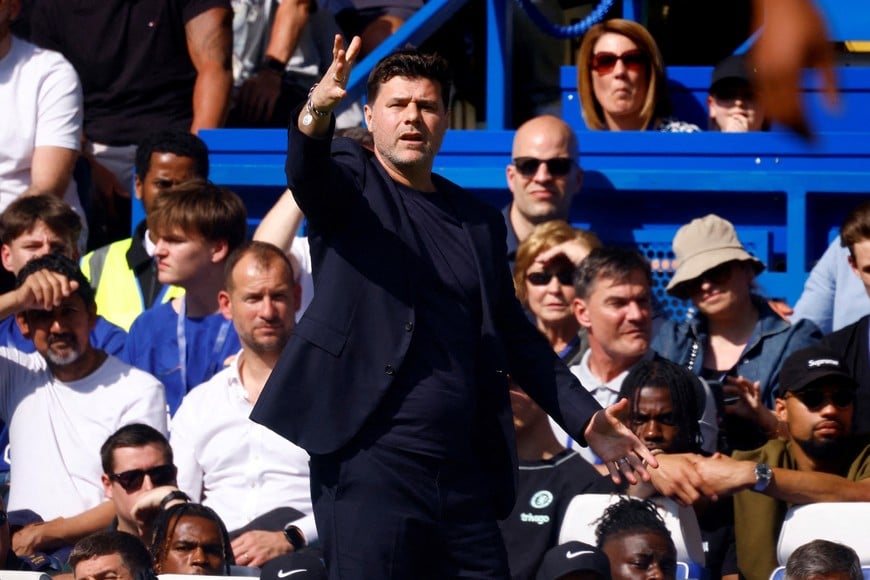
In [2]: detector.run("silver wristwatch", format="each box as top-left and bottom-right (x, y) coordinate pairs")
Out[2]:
(753, 462), (773, 492)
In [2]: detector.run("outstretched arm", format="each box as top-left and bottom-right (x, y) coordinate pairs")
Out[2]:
(186, 7), (233, 132)
(584, 399), (659, 485)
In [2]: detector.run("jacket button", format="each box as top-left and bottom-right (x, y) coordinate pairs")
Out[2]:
(404, 322), (414, 332)
(384, 365), (395, 375)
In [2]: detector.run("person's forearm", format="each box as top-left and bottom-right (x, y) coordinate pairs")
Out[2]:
(187, 8), (233, 132)
(767, 468), (870, 503)
(264, 0), (311, 64)
(254, 190), (304, 253)
(40, 501), (115, 547)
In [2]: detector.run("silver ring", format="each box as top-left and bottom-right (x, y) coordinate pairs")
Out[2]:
(616, 457), (630, 466)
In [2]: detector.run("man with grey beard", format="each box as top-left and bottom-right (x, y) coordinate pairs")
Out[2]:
(0, 252), (166, 557)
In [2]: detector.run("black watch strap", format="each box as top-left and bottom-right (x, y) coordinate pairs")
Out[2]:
(261, 56), (286, 74)
(283, 524), (305, 550)
(159, 490), (190, 511)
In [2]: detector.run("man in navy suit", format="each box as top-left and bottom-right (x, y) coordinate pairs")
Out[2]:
(252, 35), (657, 579)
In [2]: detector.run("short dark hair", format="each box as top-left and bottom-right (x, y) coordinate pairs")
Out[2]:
(17, 252), (95, 307)
(224, 241), (296, 292)
(785, 539), (862, 580)
(840, 200), (870, 256)
(367, 48), (452, 110)
(70, 531), (154, 577)
(147, 179), (247, 252)
(150, 503), (234, 574)
(595, 497), (674, 549)
(0, 195), (82, 250)
(619, 355), (705, 453)
(135, 131), (209, 180)
(574, 247), (652, 299)
(100, 423), (172, 475)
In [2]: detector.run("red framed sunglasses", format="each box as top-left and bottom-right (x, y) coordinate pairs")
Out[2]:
(591, 49), (649, 74)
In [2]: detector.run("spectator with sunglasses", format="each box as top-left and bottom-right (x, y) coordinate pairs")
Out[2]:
(577, 19), (699, 133)
(503, 116), (584, 271)
(707, 55), (767, 133)
(653, 214), (820, 452)
(687, 345), (870, 580)
(101, 424), (181, 541)
(513, 220), (601, 369)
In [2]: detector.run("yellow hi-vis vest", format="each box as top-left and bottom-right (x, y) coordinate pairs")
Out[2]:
(81, 238), (184, 331)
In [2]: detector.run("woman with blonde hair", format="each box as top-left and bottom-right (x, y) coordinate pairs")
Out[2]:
(577, 19), (698, 132)
(514, 220), (601, 366)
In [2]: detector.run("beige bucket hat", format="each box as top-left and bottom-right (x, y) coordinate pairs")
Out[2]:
(666, 214), (765, 295)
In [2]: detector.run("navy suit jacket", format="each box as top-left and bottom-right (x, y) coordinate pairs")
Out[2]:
(251, 120), (603, 517)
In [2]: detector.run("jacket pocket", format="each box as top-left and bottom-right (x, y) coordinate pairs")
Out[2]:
(293, 316), (349, 357)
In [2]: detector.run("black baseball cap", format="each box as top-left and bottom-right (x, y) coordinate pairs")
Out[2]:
(536, 541), (611, 580)
(710, 55), (753, 94)
(777, 345), (858, 397)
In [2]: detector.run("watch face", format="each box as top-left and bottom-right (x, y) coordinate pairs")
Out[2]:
(302, 113), (314, 126)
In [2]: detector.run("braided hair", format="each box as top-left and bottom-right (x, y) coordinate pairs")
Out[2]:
(619, 354), (705, 453)
(149, 502), (234, 574)
(595, 497), (673, 549)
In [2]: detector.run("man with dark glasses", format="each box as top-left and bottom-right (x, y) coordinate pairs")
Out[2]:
(683, 345), (870, 580)
(101, 424), (178, 540)
(504, 115), (583, 270)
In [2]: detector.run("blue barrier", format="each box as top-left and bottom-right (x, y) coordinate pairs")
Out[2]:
(188, 127), (870, 313)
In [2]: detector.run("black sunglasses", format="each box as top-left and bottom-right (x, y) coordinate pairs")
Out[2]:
(681, 261), (738, 296)
(788, 388), (854, 410)
(590, 49), (649, 74)
(110, 464), (177, 492)
(512, 157), (575, 178)
(527, 269), (574, 286)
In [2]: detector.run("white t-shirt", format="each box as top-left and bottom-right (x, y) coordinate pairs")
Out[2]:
(0, 349), (167, 519)
(171, 352), (316, 541)
(0, 37), (85, 222)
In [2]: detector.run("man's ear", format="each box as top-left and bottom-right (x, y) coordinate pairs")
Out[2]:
(848, 252), (860, 277)
(573, 297), (592, 329)
(102, 473), (114, 500)
(134, 174), (144, 201)
(211, 240), (229, 264)
(88, 302), (98, 332)
(707, 94), (717, 119)
(0, 244), (14, 274)
(217, 290), (232, 321)
(15, 312), (30, 340)
(775, 397), (788, 423)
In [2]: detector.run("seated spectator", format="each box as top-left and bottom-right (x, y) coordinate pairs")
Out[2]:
(558, 247), (724, 464)
(821, 201), (870, 434)
(81, 131), (209, 331)
(576, 19), (699, 132)
(0, 253), (166, 556)
(172, 242), (316, 567)
(0, 195), (126, 354)
(123, 180), (246, 414)
(499, 381), (618, 579)
(30, 0), (232, 240)
(536, 541), (612, 580)
(513, 220), (601, 366)
(707, 54), (767, 132)
(791, 233), (870, 335)
(0, 1), (87, 240)
(101, 424), (180, 540)
(503, 116), (583, 270)
(71, 531), (155, 580)
(618, 357), (734, 580)
(594, 497), (678, 580)
(689, 345), (870, 580)
(150, 503), (233, 576)
(653, 214), (821, 451)
(785, 539), (862, 580)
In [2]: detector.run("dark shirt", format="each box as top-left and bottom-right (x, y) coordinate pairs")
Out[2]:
(30, 0), (229, 145)
(368, 184), (482, 460)
(499, 449), (617, 580)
